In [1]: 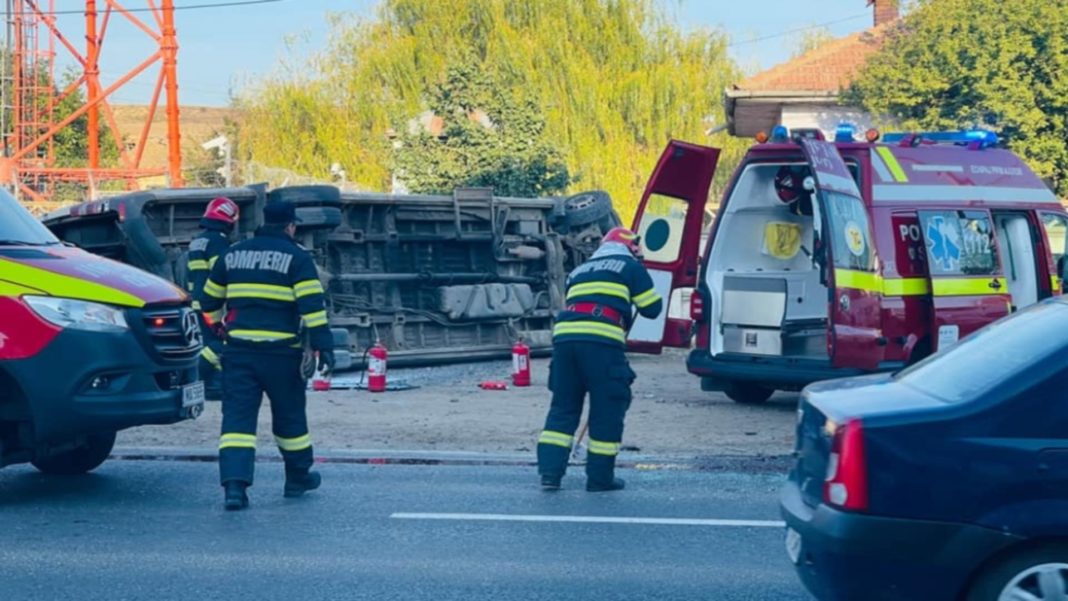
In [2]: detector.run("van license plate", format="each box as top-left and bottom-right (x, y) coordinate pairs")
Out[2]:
(785, 528), (802, 565)
(182, 381), (205, 408)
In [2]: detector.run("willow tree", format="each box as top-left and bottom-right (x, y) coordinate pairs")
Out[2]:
(236, 0), (746, 220)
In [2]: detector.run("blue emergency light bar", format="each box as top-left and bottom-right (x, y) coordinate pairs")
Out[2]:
(881, 129), (999, 148)
(835, 123), (856, 142)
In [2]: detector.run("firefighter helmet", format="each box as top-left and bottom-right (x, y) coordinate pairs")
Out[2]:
(203, 197), (239, 225)
(602, 227), (642, 256)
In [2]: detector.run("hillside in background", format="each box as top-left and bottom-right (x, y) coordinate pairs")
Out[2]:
(112, 104), (236, 184)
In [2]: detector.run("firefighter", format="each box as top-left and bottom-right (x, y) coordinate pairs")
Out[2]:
(537, 227), (663, 492)
(187, 196), (239, 399)
(198, 200), (335, 511)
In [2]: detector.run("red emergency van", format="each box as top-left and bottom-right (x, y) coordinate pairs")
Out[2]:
(626, 126), (1068, 403)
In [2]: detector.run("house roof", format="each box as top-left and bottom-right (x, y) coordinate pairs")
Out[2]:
(733, 24), (891, 94)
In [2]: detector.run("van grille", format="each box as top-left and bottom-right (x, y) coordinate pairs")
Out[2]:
(140, 306), (202, 361)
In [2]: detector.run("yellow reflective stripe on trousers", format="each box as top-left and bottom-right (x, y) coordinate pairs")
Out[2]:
(588, 438), (621, 456)
(226, 283), (295, 302)
(228, 329), (297, 342)
(275, 434), (311, 452)
(567, 281), (630, 301)
(203, 279), (226, 299)
(219, 433), (256, 450)
(201, 346), (221, 370)
(187, 259), (209, 271)
(538, 430), (574, 448)
(293, 279), (325, 298)
(931, 277), (1007, 296)
(0, 257), (144, 307)
(302, 310), (329, 328)
(632, 288), (661, 308)
(553, 321), (626, 343)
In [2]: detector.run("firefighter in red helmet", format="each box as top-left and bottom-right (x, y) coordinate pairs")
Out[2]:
(187, 197), (239, 399)
(536, 226), (663, 492)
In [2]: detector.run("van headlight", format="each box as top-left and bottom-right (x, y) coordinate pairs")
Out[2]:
(23, 296), (128, 332)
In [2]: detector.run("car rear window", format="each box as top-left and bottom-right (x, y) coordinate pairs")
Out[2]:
(895, 301), (1068, 403)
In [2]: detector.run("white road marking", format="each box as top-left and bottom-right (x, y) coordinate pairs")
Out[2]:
(390, 512), (786, 528)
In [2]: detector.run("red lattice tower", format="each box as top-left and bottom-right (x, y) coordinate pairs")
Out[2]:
(1, 0), (182, 205)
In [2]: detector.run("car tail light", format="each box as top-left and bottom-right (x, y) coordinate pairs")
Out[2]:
(824, 419), (868, 511)
(690, 291), (705, 321)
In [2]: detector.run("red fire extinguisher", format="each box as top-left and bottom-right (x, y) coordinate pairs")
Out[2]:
(512, 338), (531, 387)
(367, 340), (388, 393)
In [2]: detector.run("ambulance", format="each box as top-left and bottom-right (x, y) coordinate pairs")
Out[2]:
(0, 189), (203, 474)
(626, 126), (1068, 403)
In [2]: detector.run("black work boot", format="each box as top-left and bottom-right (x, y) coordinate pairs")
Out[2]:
(540, 474), (562, 491)
(223, 481), (249, 511)
(587, 477), (626, 492)
(586, 453), (625, 492)
(284, 469), (322, 498)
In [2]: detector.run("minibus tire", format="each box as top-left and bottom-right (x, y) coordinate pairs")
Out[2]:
(724, 381), (774, 404)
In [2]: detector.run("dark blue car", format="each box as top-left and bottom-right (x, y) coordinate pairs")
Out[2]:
(781, 297), (1068, 601)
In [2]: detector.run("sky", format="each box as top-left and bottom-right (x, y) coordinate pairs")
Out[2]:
(44, 0), (880, 107)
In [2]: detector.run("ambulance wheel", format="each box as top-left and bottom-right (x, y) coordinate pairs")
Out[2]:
(724, 382), (774, 404)
(31, 432), (116, 475)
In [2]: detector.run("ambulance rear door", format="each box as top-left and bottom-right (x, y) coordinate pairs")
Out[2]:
(627, 140), (720, 354)
(799, 139), (885, 370)
(916, 209), (1011, 351)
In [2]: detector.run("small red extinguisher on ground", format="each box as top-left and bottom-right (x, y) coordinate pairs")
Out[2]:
(512, 338), (531, 387)
(367, 340), (388, 393)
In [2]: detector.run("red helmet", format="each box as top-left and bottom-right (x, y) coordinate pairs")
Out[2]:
(602, 227), (642, 256)
(203, 196), (239, 225)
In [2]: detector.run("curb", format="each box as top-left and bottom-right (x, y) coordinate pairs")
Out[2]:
(109, 446), (793, 473)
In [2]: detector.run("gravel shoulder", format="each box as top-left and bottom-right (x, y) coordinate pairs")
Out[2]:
(118, 350), (798, 460)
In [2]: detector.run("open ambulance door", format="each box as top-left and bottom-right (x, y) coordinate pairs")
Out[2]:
(916, 209), (1011, 352)
(626, 140), (720, 354)
(798, 139), (884, 370)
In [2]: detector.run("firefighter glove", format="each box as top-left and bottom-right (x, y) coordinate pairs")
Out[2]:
(317, 349), (336, 376)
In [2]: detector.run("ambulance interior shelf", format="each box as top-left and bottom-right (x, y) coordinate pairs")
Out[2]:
(709, 162), (834, 359)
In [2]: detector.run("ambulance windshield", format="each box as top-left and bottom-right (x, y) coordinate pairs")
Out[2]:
(0, 189), (59, 246)
(895, 300), (1068, 403)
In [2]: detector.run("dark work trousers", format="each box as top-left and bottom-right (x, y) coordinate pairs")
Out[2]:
(537, 340), (637, 487)
(197, 314), (224, 391)
(219, 349), (314, 486)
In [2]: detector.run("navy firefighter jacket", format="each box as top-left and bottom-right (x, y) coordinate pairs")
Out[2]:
(198, 227), (332, 353)
(552, 242), (663, 346)
(186, 218), (232, 310)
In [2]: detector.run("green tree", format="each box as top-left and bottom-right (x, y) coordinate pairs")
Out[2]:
(236, 0), (748, 220)
(844, 0), (1068, 196)
(393, 62), (570, 196)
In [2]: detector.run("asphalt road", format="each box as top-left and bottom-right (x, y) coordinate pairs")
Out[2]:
(0, 459), (812, 601)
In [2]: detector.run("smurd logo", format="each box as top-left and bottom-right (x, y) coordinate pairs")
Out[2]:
(926, 216), (961, 270)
